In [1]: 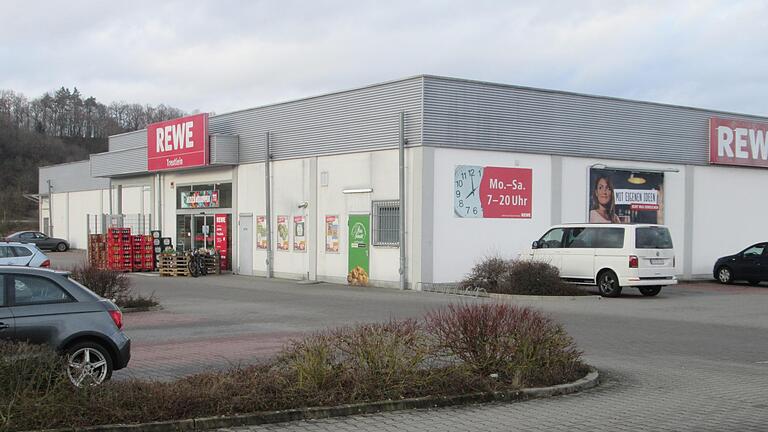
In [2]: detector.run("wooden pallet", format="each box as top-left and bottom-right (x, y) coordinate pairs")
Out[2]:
(160, 267), (190, 277)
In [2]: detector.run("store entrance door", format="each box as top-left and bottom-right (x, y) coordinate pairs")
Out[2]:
(192, 215), (214, 250)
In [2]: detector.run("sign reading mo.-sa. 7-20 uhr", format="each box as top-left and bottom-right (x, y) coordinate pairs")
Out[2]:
(454, 165), (532, 218)
(147, 113), (209, 172)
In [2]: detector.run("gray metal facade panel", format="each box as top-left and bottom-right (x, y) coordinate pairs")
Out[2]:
(208, 77), (423, 163)
(90, 147), (148, 177)
(210, 134), (239, 165)
(108, 130), (146, 152)
(422, 77), (768, 166)
(39, 161), (110, 194)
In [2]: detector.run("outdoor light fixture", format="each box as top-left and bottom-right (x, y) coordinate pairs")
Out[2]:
(297, 201), (309, 209)
(627, 173), (647, 184)
(342, 188), (373, 194)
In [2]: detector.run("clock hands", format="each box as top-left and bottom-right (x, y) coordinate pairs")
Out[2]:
(466, 175), (479, 199)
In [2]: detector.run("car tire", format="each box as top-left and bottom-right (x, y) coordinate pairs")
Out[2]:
(597, 270), (622, 298)
(56, 242), (68, 252)
(716, 266), (733, 284)
(639, 286), (662, 296)
(66, 341), (113, 387)
(748, 280), (761, 286)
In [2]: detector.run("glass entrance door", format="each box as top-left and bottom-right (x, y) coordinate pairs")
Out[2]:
(192, 215), (214, 250)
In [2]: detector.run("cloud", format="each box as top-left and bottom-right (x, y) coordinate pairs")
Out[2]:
(1, 0), (766, 116)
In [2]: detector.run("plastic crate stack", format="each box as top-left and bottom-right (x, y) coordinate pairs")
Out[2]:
(151, 230), (162, 270)
(107, 228), (132, 272)
(88, 234), (107, 269)
(131, 235), (155, 271)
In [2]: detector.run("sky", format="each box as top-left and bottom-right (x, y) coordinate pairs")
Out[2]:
(1, 0), (766, 116)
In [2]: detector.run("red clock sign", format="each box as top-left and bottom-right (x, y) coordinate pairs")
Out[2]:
(454, 165), (532, 218)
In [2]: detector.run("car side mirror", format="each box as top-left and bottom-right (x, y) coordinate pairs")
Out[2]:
(531, 240), (539, 249)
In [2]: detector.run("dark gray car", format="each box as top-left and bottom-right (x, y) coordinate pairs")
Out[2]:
(5, 231), (69, 252)
(0, 266), (130, 386)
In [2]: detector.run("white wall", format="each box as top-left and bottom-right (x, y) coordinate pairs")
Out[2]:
(48, 189), (109, 249)
(691, 165), (768, 276)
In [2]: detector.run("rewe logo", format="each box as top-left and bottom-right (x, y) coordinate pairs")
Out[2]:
(716, 126), (768, 160)
(156, 121), (195, 153)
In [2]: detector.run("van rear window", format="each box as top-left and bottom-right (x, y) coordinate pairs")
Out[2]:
(636, 227), (673, 249)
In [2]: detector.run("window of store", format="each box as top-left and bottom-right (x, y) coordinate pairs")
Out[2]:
(176, 183), (232, 209)
(372, 200), (400, 246)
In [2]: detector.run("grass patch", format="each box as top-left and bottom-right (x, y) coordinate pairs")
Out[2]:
(0, 304), (588, 431)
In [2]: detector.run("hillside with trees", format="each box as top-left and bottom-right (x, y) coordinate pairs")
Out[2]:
(0, 87), (185, 230)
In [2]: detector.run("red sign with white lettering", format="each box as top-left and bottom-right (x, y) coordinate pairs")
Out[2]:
(709, 117), (768, 168)
(478, 167), (533, 218)
(147, 113), (209, 171)
(214, 214), (228, 270)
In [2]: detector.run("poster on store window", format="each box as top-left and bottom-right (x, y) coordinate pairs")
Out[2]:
(256, 216), (268, 249)
(180, 190), (219, 208)
(214, 214), (228, 270)
(276, 215), (289, 251)
(325, 215), (340, 253)
(293, 215), (306, 252)
(588, 168), (664, 224)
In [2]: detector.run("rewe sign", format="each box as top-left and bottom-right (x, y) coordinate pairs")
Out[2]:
(710, 117), (768, 168)
(147, 113), (209, 171)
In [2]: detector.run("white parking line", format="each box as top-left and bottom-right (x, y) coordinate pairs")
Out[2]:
(756, 361), (768, 364)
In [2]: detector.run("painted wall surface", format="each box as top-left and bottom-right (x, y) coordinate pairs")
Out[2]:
(47, 189), (109, 249)
(691, 165), (768, 276)
(430, 148), (553, 283)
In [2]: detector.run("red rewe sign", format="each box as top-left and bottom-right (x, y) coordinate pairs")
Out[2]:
(710, 117), (768, 168)
(478, 167), (533, 218)
(147, 113), (209, 171)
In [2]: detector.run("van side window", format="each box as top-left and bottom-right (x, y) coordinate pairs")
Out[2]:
(539, 228), (565, 248)
(594, 228), (625, 248)
(564, 228), (592, 248)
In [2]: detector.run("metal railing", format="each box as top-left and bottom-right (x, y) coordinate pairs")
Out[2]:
(420, 283), (489, 298)
(372, 200), (400, 246)
(87, 214), (152, 236)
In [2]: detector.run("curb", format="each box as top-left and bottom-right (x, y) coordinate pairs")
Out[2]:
(41, 369), (599, 432)
(489, 293), (602, 301)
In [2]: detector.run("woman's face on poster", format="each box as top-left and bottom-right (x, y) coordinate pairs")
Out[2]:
(596, 178), (612, 206)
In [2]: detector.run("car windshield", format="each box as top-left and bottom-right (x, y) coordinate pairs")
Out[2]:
(635, 227), (673, 249)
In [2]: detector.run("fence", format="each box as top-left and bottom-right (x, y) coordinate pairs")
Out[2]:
(87, 214), (152, 236)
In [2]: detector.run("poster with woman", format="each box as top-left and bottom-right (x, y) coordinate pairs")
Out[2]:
(293, 215), (306, 251)
(256, 216), (268, 249)
(276, 215), (290, 251)
(325, 215), (340, 253)
(588, 168), (664, 224)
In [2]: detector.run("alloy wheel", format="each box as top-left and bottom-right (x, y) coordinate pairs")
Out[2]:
(67, 347), (109, 387)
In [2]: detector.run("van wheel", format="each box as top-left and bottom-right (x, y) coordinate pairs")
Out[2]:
(597, 270), (622, 298)
(716, 266), (733, 284)
(639, 286), (662, 296)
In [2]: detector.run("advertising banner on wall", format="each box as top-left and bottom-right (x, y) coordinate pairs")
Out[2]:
(147, 113), (209, 172)
(709, 117), (768, 168)
(180, 190), (219, 208)
(293, 215), (306, 251)
(276, 215), (289, 251)
(588, 168), (664, 224)
(454, 165), (532, 218)
(214, 214), (228, 270)
(325, 215), (340, 253)
(256, 216), (268, 249)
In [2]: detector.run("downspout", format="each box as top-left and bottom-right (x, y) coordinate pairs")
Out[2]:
(265, 131), (274, 279)
(399, 112), (407, 290)
(47, 180), (54, 236)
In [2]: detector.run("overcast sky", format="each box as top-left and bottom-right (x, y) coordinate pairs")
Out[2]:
(1, 0), (766, 116)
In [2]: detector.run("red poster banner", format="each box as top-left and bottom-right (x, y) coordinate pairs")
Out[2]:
(147, 113), (209, 171)
(214, 214), (228, 270)
(709, 117), (768, 168)
(478, 167), (533, 218)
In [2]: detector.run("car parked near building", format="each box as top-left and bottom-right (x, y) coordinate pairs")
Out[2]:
(4, 231), (69, 252)
(0, 242), (51, 267)
(0, 267), (130, 386)
(527, 224), (677, 297)
(713, 242), (767, 285)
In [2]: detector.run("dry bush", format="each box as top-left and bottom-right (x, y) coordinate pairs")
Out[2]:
(461, 257), (588, 296)
(69, 264), (159, 308)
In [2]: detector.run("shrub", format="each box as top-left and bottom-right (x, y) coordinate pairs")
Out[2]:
(460, 257), (588, 296)
(69, 264), (159, 309)
(459, 255), (508, 291)
(425, 303), (586, 387)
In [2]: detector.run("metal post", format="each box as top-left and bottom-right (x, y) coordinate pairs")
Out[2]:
(265, 132), (274, 278)
(47, 180), (54, 236)
(399, 112), (407, 290)
(156, 173), (162, 233)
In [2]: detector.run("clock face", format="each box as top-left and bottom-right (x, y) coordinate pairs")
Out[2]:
(454, 165), (484, 217)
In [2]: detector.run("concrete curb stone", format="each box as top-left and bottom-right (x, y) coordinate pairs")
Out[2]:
(489, 293), (602, 301)
(38, 369), (598, 432)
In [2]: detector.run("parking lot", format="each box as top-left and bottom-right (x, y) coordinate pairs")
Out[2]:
(54, 251), (768, 430)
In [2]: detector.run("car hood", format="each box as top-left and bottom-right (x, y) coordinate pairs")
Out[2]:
(716, 254), (738, 262)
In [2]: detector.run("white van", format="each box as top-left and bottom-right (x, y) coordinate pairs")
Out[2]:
(527, 224), (677, 297)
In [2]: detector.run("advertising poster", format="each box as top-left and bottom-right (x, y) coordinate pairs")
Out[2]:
(276, 215), (290, 251)
(256, 216), (268, 249)
(293, 215), (306, 252)
(588, 168), (664, 224)
(214, 214), (228, 270)
(454, 165), (532, 218)
(325, 215), (340, 253)
(180, 190), (219, 208)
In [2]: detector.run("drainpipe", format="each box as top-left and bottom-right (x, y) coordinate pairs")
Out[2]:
(47, 180), (54, 236)
(265, 131), (274, 278)
(399, 112), (407, 290)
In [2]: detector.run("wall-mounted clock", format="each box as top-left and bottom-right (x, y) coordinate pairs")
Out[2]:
(454, 165), (484, 217)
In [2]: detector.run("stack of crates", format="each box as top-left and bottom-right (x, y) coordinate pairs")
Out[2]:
(88, 234), (107, 269)
(151, 230), (163, 270)
(131, 235), (155, 271)
(107, 228), (132, 272)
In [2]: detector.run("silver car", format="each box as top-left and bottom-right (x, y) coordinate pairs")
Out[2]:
(0, 242), (51, 268)
(0, 267), (131, 386)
